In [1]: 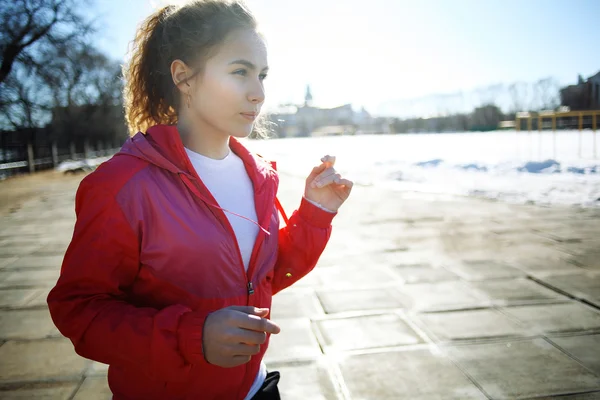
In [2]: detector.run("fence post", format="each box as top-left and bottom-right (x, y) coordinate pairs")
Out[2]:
(27, 140), (35, 173)
(70, 142), (76, 160)
(538, 116), (542, 160)
(594, 113), (597, 159)
(51, 141), (59, 167)
(0, 131), (6, 163)
(84, 139), (90, 159)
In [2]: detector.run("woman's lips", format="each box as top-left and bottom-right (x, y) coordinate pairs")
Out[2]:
(240, 112), (257, 121)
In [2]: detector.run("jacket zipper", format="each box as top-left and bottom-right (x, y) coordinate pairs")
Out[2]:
(180, 173), (254, 303)
(226, 221), (253, 303)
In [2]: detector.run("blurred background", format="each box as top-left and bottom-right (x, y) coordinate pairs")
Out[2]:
(1, 0), (599, 205)
(1, 1), (600, 399)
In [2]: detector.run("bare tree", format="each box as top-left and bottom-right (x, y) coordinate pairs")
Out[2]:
(535, 77), (560, 110)
(0, 0), (99, 131)
(1, 65), (51, 130)
(37, 41), (121, 109)
(508, 82), (530, 113)
(476, 83), (504, 107)
(0, 0), (93, 84)
(39, 43), (123, 145)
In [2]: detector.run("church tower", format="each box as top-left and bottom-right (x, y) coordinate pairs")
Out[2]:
(304, 84), (313, 107)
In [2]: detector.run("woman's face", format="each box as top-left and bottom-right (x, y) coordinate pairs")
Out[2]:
(187, 29), (268, 138)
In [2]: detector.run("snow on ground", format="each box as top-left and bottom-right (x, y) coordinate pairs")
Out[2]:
(245, 130), (600, 207)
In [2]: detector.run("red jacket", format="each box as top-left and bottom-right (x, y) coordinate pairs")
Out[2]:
(47, 125), (335, 399)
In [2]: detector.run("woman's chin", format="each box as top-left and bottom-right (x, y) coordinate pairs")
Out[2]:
(230, 126), (254, 138)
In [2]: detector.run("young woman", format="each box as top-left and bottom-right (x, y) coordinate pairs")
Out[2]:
(47, 1), (352, 399)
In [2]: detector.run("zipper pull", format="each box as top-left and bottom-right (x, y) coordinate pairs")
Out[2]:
(247, 282), (255, 295)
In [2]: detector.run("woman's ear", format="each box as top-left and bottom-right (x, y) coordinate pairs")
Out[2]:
(171, 59), (192, 94)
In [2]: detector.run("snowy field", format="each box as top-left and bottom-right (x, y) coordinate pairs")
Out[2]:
(246, 130), (600, 208)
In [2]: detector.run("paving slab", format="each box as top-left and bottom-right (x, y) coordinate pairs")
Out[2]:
(3, 255), (63, 270)
(86, 362), (109, 377)
(539, 272), (600, 307)
(445, 338), (600, 399)
(548, 334), (600, 376)
(495, 232), (557, 247)
(390, 263), (459, 283)
(448, 260), (526, 281)
(533, 229), (590, 244)
(534, 392), (600, 399)
(571, 249), (600, 271)
(0, 256), (18, 269)
(23, 288), (51, 308)
(0, 338), (87, 382)
(0, 289), (41, 308)
(0, 309), (60, 340)
(399, 281), (488, 312)
(286, 269), (321, 288)
(0, 269), (60, 288)
(317, 314), (423, 351)
(0, 225), (49, 237)
(509, 247), (584, 275)
(316, 287), (408, 314)
(0, 382), (78, 399)
(264, 318), (321, 363)
(390, 250), (451, 267)
(270, 290), (323, 319)
(72, 376), (111, 400)
(414, 308), (527, 342)
(0, 245), (45, 257)
(339, 349), (486, 399)
(501, 302), (600, 334)
(268, 361), (339, 400)
(31, 246), (68, 257)
(313, 265), (399, 289)
(557, 239), (600, 255)
(470, 278), (567, 306)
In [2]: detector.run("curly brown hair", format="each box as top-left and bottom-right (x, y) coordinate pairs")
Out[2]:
(123, 0), (265, 136)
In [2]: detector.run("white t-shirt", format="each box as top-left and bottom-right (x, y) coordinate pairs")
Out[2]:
(184, 146), (258, 271)
(184, 146), (266, 399)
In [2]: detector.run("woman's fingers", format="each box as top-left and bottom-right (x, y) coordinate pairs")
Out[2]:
(306, 164), (327, 184)
(231, 343), (262, 357)
(335, 177), (354, 188)
(309, 155), (347, 188)
(312, 171), (343, 189)
(311, 168), (337, 188)
(321, 155), (336, 167)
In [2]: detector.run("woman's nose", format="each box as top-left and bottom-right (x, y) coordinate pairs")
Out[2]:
(248, 85), (265, 104)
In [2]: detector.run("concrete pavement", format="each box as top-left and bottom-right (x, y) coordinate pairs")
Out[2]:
(0, 170), (599, 399)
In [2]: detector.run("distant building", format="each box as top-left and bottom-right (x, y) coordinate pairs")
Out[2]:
(560, 71), (600, 111)
(267, 85), (379, 137)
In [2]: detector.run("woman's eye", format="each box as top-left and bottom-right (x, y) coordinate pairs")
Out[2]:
(234, 69), (247, 76)
(259, 73), (268, 81)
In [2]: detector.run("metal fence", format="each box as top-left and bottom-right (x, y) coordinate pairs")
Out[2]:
(1, 132), (123, 180)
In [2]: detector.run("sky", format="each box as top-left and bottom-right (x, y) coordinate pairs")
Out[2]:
(90, 0), (600, 116)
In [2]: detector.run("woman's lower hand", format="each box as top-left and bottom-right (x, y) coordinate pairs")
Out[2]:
(202, 306), (280, 368)
(304, 155), (353, 212)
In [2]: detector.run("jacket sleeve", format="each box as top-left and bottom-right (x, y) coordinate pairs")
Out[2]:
(271, 197), (336, 294)
(47, 176), (210, 381)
